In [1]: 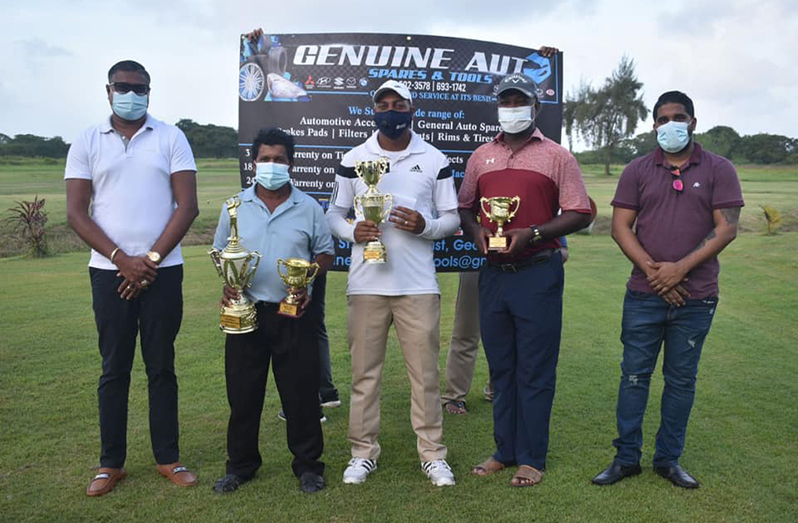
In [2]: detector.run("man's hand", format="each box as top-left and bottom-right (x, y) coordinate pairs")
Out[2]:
(117, 278), (143, 300)
(389, 206), (425, 234)
(354, 220), (381, 244)
(500, 228), (534, 256)
(294, 288), (311, 311)
(471, 226), (493, 255)
(115, 251), (157, 291)
(538, 46), (559, 58)
(220, 285), (240, 308)
(647, 261), (688, 294)
(660, 284), (691, 307)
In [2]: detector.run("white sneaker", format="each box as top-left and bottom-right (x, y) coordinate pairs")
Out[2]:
(422, 459), (455, 486)
(342, 458), (377, 484)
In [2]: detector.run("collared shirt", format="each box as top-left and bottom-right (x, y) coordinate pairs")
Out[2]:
(64, 114), (197, 269)
(458, 128), (591, 262)
(612, 143), (744, 299)
(213, 184), (334, 303)
(328, 130), (459, 296)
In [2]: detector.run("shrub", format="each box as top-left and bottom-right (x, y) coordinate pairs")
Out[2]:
(6, 196), (49, 257)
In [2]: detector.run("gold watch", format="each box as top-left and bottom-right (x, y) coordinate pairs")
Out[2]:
(146, 251), (162, 265)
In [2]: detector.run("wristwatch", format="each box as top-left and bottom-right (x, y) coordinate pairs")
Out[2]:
(529, 226), (543, 245)
(146, 251), (162, 265)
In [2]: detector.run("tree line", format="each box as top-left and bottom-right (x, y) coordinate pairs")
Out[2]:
(564, 56), (798, 173)
(0, 119), (237, 159)
(1, 99), (795, 168)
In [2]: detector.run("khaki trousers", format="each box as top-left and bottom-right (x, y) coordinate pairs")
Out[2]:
(347, 294), (447, 462)
(442, 271), (481, 403)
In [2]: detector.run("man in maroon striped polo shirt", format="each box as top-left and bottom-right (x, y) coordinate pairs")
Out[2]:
(459, 73), (592, 487)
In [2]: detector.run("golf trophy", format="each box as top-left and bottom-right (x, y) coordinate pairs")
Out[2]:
(353, 157), (393, 263)
(480, 196), (521, 250)
(276, 258), (320, 317)
(209, 196), (262, 334)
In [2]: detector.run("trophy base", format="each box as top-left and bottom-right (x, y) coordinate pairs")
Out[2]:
(277, 299), (304, 318)
(219, 303), (258, 335)
(363, 240), (387, 264)
(488, 236), (508, 251)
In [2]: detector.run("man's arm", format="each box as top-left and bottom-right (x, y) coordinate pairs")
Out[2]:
(66, 179), (156, 299)
(501, 211), (590, 255)
(148, 170), (199, 263)
(459, 208), (492, 255)
(647, 207), (740, 294)
(612, 206), (690, 306)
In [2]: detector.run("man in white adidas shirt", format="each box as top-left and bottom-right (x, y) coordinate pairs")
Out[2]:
(327, 80), (460, 486)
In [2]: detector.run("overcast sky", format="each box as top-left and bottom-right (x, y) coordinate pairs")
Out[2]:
(1, 0), (796, 146)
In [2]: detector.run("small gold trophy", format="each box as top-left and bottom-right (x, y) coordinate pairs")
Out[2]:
(480, 196), (521, 250)
(209, 196), (262, 334)
(276, 258), (320, 317)
(353, 157), (393, 264)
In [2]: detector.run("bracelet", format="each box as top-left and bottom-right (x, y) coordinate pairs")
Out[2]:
(109, 247), (120, 263)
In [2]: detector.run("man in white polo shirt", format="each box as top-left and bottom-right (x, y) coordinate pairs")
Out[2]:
(327, 80), (460, 487)
(65, 60), (199, 497)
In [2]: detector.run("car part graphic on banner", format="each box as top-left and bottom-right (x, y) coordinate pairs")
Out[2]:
(238, 33), (564, 271)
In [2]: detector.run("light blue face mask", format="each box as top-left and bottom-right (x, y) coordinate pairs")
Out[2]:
(112, 91), (148, 121)
(254, 162), (291, 190)
(657, 120), (691, 153)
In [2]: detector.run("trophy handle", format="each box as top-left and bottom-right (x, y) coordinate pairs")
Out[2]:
(353, 195), (364, 219)
(240, 251), (262, 289)
(276, 258), (288, 284)
(208, 249), (223, 277)
(306, 262), (320, 286)
(507, 196), (521, 221)
(381, 194), (394, 221)
(479, 197), (492, 222)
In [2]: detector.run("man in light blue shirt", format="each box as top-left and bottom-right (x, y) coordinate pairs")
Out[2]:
(211, 128), (334, 495)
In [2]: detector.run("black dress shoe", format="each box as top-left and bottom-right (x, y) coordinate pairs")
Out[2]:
(299, 471), (325, 493)
(212, 473), (252, 494)
(654, 464), (699, 488)
(591, 461), (642, 485)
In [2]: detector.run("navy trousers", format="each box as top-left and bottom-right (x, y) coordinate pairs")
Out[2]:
(478, 252), (563, 470)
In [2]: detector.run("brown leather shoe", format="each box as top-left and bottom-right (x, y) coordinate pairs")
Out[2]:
(86, 467), (127, 497)
(156, 462), (198, 487)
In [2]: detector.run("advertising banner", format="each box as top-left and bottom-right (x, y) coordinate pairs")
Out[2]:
(238, 33), (563, 271)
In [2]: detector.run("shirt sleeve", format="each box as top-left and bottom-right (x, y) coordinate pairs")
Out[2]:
(170, 128), (198, 174)
(64, 131), (91, 180)
(310, 204), (335, 257)
(433, 164), (459, 213)
(457, 154), (479, 211)
(212, 204), (231, 251)
(556, 151), (591, 213)
(611, 163), (640, 210)
(711, 157), (745, 209)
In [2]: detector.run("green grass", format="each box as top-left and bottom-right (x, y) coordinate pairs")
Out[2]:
(1, 232), (797, 522)
(1, 158), (797, 521)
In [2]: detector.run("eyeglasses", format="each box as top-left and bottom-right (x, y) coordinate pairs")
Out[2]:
(669, 166), (684, 192)
(109, 82), (150, 95)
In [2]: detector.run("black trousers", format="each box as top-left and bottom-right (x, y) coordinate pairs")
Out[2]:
(89, 265), (183, 468)
(225, 302), (324, 478)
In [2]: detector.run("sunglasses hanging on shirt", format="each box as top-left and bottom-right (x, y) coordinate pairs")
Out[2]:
(669, 166), (684, 193)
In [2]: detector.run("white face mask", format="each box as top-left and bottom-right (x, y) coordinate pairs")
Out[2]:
(498, 105), (535, 134)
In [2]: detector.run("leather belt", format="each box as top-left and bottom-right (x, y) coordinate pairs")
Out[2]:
(487, 249), (555, 273)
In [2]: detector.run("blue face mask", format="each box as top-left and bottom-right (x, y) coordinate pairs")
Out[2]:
(254, 162), (290, 190)
(112, 91), (148, 121)
(657, 121), (691, 153)
(374, 110), (412, 139)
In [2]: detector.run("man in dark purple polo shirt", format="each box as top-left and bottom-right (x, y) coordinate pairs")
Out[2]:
(592, 91), (743, 489)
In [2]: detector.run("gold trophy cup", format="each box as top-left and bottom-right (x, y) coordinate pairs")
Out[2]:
(480, 196), (521, 250)
(209, 196), (262, 334)
(354, 157), (393, 263)
(276, 258), (320, 317)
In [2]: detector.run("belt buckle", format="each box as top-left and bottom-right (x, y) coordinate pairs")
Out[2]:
(499, 263), (518, 273)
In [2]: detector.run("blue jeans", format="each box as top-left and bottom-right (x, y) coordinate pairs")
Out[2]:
(614, 289), (718, 467)
(479, 252), (563, 470)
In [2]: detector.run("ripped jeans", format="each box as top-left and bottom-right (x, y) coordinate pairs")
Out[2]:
(613, 289), (718, 467)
